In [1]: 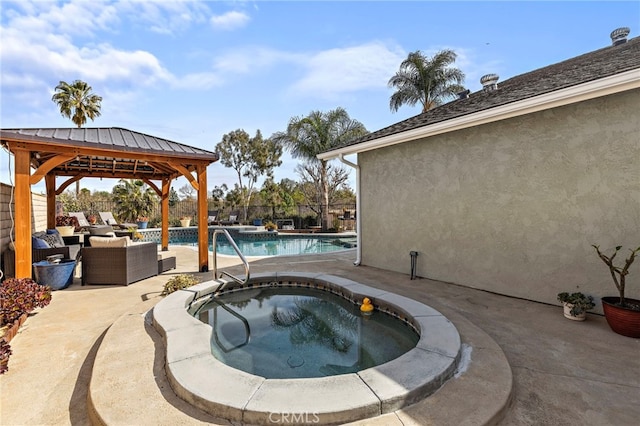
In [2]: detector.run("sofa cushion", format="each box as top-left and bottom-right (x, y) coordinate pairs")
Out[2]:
(89, 236), (130, 248)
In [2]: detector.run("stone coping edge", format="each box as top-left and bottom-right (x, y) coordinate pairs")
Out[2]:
(152, 272), (462, 425)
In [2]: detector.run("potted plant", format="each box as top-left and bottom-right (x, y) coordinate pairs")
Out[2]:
(592, 244), (640, 337)
(180, 216), (192, 227)
(264, 221), (277, 232)
(557, 292), (595, 321)
(136, 216), (149, 229)
(55, 215), (79, 236)
(87, 214), (97, 225)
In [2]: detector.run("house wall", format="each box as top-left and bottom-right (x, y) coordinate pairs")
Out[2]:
(359, 89), (640, 312)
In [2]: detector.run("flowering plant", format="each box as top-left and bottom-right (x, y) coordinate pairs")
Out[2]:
(55, 215), (79, 228)
(87, 214), (97, 224)
(137, 216), (149, 222)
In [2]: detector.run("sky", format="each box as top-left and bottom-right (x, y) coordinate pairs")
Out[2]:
(1, 0), (638, 196)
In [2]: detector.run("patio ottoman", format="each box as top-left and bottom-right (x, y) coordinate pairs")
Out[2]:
(158, 251), (176, 274)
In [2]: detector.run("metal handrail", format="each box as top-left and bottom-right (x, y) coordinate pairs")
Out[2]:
(211, 301), (251, 353)
(212, 229), (249, 286)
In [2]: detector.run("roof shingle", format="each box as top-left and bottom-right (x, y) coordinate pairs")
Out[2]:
(336, 36), (640, 150)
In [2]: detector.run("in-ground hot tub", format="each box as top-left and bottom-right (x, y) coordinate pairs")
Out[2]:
(153, 272), (462, 425)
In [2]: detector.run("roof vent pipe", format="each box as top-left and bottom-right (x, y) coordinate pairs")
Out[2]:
(480, 74), (499, 91)
(610, 27), (630, 46)
(457, 89), (470, 99)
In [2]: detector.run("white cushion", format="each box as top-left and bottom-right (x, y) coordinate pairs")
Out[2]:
(89, 236), (130, 248)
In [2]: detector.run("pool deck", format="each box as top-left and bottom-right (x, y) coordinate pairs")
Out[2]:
(1, 247), (639, 425)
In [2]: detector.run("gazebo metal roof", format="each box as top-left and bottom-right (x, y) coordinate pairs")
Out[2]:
(1, 127), (218, 278)
(0, 127), (218, 180)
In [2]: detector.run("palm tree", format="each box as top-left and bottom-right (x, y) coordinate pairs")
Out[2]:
(112, 179), (157, 223)
(388, 49), (465, 113)
(52, 79), (102, 196)
(51, 80), (102, 127)
(271, 108), (367, 231)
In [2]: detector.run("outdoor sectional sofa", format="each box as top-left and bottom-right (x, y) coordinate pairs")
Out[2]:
(81, 237), (158, 286)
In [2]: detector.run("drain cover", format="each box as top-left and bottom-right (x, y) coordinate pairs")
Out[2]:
(287, 354), (304, 368)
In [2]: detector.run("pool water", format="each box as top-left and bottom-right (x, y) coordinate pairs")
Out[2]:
(212, 236), (356, 257)
(194, 287), (419, 379)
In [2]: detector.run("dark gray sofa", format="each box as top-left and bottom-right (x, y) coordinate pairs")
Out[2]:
(81, 241), (158, 286)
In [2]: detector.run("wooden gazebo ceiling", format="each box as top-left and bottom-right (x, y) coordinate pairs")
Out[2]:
(0, 127), (218, 182)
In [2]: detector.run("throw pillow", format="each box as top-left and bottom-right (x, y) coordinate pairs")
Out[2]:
(40, 233), (63, 248)
(32, 235), (51, 249)
(45, 229), (66, 247)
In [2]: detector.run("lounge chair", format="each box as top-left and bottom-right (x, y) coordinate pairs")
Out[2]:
(208, 210), (219, 225)
(98, 212), (138, 230)
(69, 212), (92, 230)
(220, 210), (241, 226)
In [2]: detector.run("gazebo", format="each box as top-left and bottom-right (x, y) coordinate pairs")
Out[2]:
(0, 127), (218, 278)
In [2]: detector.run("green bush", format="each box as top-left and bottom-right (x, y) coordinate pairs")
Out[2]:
(161, 274), (200, 296)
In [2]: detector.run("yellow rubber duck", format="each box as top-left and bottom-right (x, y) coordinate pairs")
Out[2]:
(360, 297), (374, 314)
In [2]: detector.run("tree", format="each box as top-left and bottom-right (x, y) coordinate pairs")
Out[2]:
(178, 183), (196, 200)
(111, 179), (158, 222)
(295, 162), (351, 216)
(388, 49), (465, 113)
(168, 187), (180, 207)
(210, 184), (228, 210)
(271, 108), (367, 231)
(215, 129), (282, 221)
(51, 79), (102, 127)
(259, 178), (297, 219)
(51, 79), (103, 196)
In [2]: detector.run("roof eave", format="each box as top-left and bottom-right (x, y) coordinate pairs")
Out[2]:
(318, 68), (640, 160)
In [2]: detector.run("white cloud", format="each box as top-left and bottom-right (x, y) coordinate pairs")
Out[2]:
(212, 46), (301, 74)
(289, 42), (406, 99)
(210, 11), (250, 31)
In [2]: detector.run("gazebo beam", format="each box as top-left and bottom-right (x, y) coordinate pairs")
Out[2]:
(161, 178), (170, 251)
(197, 164), (208, 272)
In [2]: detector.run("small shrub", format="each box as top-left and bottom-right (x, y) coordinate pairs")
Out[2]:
(0, 278), (52, 326)
(161, 274), (200, 296)
(264, 221), (277, 231)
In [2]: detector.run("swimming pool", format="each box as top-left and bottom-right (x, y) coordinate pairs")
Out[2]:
(213, 235), (356, 256)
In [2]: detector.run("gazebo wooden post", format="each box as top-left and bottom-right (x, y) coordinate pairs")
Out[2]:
(45, 174), (56, 229)
(161, 178), (170, 251)
(13, 148), (33, 278)
(197, 164), (208, 272)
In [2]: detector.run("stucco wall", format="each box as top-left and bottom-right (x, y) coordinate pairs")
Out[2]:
(359, 89), (640, 312)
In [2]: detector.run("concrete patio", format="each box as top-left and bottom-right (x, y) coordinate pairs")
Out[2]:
(1, 246), (638, 425)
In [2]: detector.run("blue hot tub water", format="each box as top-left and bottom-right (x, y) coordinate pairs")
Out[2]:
(193, 287), (419, 379)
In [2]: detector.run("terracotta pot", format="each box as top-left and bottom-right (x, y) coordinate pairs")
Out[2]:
(601, 296), (640, 338)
